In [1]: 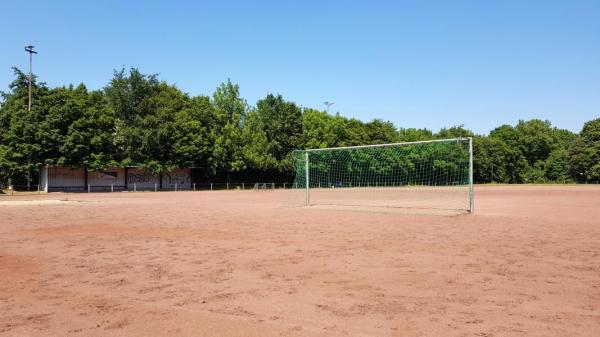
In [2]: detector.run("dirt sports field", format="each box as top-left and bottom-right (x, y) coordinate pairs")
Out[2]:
(1, 185), (599, 337)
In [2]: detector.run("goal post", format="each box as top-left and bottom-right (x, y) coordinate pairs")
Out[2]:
(291, 137), (474, 214)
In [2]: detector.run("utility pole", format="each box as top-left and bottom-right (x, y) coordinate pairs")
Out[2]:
(324, 101), (334, 113)
(24, 45), (37, 111)
(24, 46), (38, 192)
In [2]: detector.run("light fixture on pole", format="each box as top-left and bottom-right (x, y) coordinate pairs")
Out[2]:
(324, 101), (334, 113)
(24, 45), (38, 111)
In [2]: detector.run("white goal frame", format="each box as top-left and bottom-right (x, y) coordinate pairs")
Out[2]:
(301, 137), (474, 214)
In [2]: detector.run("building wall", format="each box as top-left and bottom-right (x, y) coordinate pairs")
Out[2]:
(127, 168), (160, 190)
(162, 168), (192, 189)
(43, 166), (193, 192)
(47, 166), (85, 192)
(88, 168), (126, 190)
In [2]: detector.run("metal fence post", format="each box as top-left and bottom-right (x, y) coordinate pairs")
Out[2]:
(134, 183), (137, 192)
(227, 183), (229, 191)
(242, 182), (244, 190)
(111, 184), (114, 193)
(175, 183), (178, 191)
(210, 183), (213, 191)
(88, 184), (90, 193)
(155, 183), (157, 192)
(193, 183), (196, 191)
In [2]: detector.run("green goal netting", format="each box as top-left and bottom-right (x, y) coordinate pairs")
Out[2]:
(291, 138), (473, 214)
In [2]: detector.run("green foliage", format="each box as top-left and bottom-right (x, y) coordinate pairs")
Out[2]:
(250, 94), (303, 172)
(0, 68), (51, 184)
(242, 109), (278, 171)
(104, 68), (191, 173)
(211, 80), (247, 177)
(569, 118), (600, 182)
(397, 128), (434, 142)
(487, 119), (577, 183)
(437, 125), (475, 139)
(544, 148), (572, 182)
(302, 109), (348, 149)
(514, 120), (563, 165)
(361, 119), (398, 144)
(0, 67), (597, 185)
(59, 90), (117, 170)
(172, 96), (213, 169)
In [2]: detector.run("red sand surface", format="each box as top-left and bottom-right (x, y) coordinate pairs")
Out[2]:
(1, 185), (599, 336)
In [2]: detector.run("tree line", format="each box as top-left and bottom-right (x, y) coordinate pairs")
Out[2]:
(1, 67), (599, 186)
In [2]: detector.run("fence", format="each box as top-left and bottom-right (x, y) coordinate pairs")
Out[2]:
(3, 181), (600, 196)
(0, 184), (43, 195)
(93, 182), (292, 192)
(1, 182), (293, 194)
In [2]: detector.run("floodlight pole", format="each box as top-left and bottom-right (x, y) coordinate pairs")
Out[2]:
(24, 46), (37, 191)
(24, 45), (38, 112)
(324, 101), (334, 113)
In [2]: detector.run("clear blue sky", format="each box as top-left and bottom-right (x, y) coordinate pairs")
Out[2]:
(1, 0), (599, 134)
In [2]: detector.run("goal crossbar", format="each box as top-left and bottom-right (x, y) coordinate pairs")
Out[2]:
(303, 137), (472, 153)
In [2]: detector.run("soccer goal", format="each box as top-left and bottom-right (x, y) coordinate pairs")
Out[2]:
(291, 137), (474, 214)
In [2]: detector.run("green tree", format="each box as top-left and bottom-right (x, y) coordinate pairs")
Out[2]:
(436, 125), (475, 139)
(250, 94), (303, 172)
(544, 148), (571, 182)
(474, 137), (506, 183)
(104, 68), (190, 173)
(362, 119), (398, 144)
(0, 68), (51, 186)
(569, 118), (600, 182)
(172, 95), (214, 170)
(1, 65), (593, 187)
(302, 108), (347, 149)
(474, 136), (528, 183)
(105, 68), (160, 124)
(487, 120), (575, 183)
(242, 109), (277, 171)
(104, 68), (162, 168)
(339, 117), (366, 146)
(59, 90), (117, 170)
(136, 82), (190, 173)
(211, 80), (247, 180)
(489, 124), (520, 146)
(514, 119), (561, 166)
(397, 128), (434, 142)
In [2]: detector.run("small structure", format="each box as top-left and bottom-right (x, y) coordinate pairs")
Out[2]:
(39, 166), (193, 192)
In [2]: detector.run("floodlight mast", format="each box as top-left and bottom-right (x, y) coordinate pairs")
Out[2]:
(324, 101), (334, 112)
(24, 45), (38, 112)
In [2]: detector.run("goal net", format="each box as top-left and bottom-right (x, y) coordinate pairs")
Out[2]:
(290, 138), (473, 214)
